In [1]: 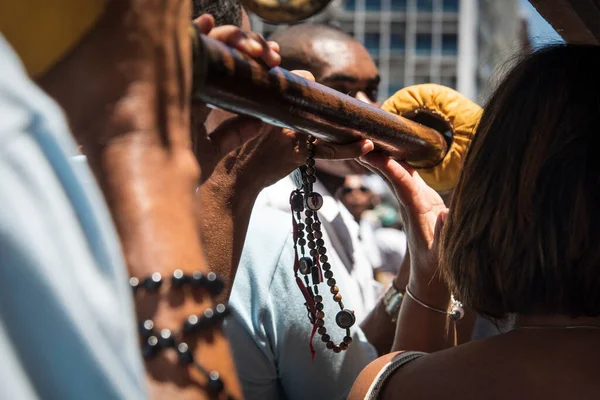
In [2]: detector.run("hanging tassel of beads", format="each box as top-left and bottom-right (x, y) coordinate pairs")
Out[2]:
(289, 135), (355, 355)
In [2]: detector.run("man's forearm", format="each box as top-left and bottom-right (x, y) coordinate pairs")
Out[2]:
(197, 173), (261, 301)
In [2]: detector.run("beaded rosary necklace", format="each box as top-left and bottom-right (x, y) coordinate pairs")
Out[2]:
(289, 135), (355, 358)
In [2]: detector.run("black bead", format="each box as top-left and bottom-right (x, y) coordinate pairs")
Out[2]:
(129, 277), (140, 292)
(305, 210), (313, 217)
(340, 342), (349, 351)
(326, 341), (334, 349)
(207, 272), (225, 297)
(298, 238), (307, 246)
(143, 272), (162, 291)
(291, 193), (304, 212)
(324, 270), (333, 279)
(343, 336), (353, 345)
(305, 217), (314, 225)
(142, 336), (159, 360)
(297, 230), (304, 239)
(316, 239), (325, 247)
(159, 329), (176, 348)
(307, 233), (315, 241)
(318, 247), (327, 255)
(333, 345), (342, 353)
(318, 326), (327, 334)
(306, 158), (315, 166)
(139, 320), (155, 337)
(207, 371), (225, 393)
(320, 255), (329, 263)
(191, 272), (207, 287)
(311, 266), (321, 283)
(314, 295), (323, 303)
(297, 223), (305, 230)
(321, 334), (331, 342)
(311, 223), (321, 231)
(214, 303), (230, 322)
(171, 269), (187, 288)
(307, 151), (315, 159)
(322, 263), (331, 271)
(307, 241), (316, 249)
(299, 257), (313, 275)
(316, 302), (324, 311)
(314, 231), (323, 239)
(183, 315), (199, 334)
(177, 342), (194, 365)
(306, 142), (315, 151)
(327, 278), (336, 287)
(307, 175), (317, 184)
(310, 249), (318, 257)
(335, 309), (356, 329)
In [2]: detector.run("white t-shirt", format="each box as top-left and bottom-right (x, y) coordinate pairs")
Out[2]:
(0, 35), (146, 399)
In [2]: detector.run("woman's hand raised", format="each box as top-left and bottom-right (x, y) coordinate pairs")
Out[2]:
(360, 154), (448, 295)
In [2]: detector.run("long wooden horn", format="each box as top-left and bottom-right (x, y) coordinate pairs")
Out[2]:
(191, 32), (448, 169)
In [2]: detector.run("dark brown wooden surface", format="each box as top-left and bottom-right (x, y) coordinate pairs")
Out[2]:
(192, 34), (449, 168)
(529, 0), (600, 45)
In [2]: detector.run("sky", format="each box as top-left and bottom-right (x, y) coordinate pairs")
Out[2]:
(519, 0), (564, 47)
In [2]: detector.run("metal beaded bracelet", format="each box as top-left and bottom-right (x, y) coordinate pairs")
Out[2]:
(129, 269), (225, 297)
(139, 303), (230, 395)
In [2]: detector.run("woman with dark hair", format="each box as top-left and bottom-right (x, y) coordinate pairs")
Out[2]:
(349, 44), (600, 399)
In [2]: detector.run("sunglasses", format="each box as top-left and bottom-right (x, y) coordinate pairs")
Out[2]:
(341, 186), (369, 195)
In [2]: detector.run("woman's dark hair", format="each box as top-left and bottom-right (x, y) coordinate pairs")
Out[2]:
(441, 44), (600, 319)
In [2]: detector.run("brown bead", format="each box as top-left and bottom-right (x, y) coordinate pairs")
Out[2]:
(333, 345), (342, 353)
(327, 278), (336, 287)
(314, 295), (323, 303)
(314, 231), (323, 239)
(333, 293), (343, 302)
(316, 302), (324, 311)
(310, 249), (318, 257)
(307, 233), (315, 241)
(306, 166), (315, 175)
(343, 336), (353, 344)
(305, 217), (314, 225)
(307, 151), (315, 159)
(340, 342), (349, 351)
(307, 175), (317, 183)
(311, 223), (321, 231)
(322, 263), (331, 271)
(316, 239), (325, 247)
(324, 270), (333, 279)
(318, 326), (327, 335)
(326, 341), (334, 349)
(318, 247), (327, 255)
(330, 286), (339, 294)
(298, 238), (306, 246)
(307, 241), (316, 249)
(315, 318), (325, 327)
(321, 334), (331, 342)
(305, 210), (313, 217)
(306, 158), (315, 166)
(320, 255), (329, 263)
(316, 311), (325, 319)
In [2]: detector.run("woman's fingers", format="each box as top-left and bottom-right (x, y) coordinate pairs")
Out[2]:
(290, 69), (315, 82)
(314, 139), (374, 161)
(193, 14), (215, 35)
(360, 153), (422, 206)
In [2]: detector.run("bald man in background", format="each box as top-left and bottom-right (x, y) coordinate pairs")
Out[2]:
(227, 22), (397, 400)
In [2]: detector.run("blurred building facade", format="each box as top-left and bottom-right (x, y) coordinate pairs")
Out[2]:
(250, 0), (529, 103)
